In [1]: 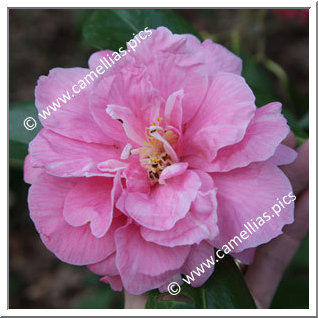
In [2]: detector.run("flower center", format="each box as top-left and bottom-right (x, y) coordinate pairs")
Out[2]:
(132, 117), (179, 182)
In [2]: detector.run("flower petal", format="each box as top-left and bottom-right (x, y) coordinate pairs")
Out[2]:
(97, 159), (129, 173)
(29, 129), (120, 177)
(35, 67), (109, 144)
(88, 252), (118, 276)
(207, 102), (293, 172)
(24, 155), (44, 184)
(158, 274), (183, 293)
(63, 177), (114, 238)
(141, 188), (218, 247)
(100, 275), (123, 291)
(28, 173), (126, 265)
(182, 241), (215, 287)
(106, 104), (146, 146)
(130, 27), (208, 123)
(115, 222), (190, 295)
(123, 160), (151, 194)
(183, 72), (255, 161)
(89, 64), (163, 144)
(159, 162), (188, 184)
(202, 39), (242, 75)
(177, 35), (242, 75)
(211, 162), (295, 253)
(269, 144), (298, 166)
(164, 89), (184, 132)
(118, 170), (201, 230)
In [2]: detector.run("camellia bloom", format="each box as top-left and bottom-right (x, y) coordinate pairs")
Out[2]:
(25, 27), (297, 295)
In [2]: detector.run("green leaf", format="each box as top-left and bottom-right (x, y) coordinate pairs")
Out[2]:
(146, 255), (256, 309)
(204, 256), (256, 308)
(9, 100), (42, 167)
(83, 9), (202, 50)
(145, 288), (195, 309)
(298, 112), (309, 131)
(239, 50), (278, 107)
(76, 288), (121, 309)
(292, 234), (309, 268)
(232, 48), (308, 141)
(73, 271), (124, 309)
(9, 140), (28, 168)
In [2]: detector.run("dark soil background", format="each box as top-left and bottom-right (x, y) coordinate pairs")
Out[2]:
(9, 9), (309, 309)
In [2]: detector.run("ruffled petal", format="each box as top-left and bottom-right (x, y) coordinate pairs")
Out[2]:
(24, 154), (44, 184)
(28, 173), (126, 265)
(100, 275), (123, 291)
(183, 72), (255, 161)
(141, 188), (218, 247)
(88, 252), (118, 276)
(89, 63), (163, 144)
(164, 89), (184, 132)
(129, 27), (208, 123)
(182, 241), (215, 287)
(207, 102), (293, 172)
(175, 35), (242, 75)
(202, 39), (242, 75)
(118, 170), (201, 230)
(269, 144), (297, 166)
(211, 162), (295, 253)
(106, 104), (146, 145)
(115, 222), (190, 295)
(63, 177), (114, 238)
(29, 129), (120, 177)
(35, 67), (109, 144)
(123, 161), (151, 194)
(159, 162), (188, 184)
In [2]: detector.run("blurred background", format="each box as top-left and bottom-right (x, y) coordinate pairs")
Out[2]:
(9, 9), (309, 309)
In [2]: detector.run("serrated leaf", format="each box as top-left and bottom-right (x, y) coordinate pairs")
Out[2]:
(83, 9), (202, 50)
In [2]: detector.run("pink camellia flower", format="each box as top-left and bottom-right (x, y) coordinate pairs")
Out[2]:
(24, 27), (297, 295)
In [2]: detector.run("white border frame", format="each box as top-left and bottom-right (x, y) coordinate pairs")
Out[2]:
(3, 1), (316, 316)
